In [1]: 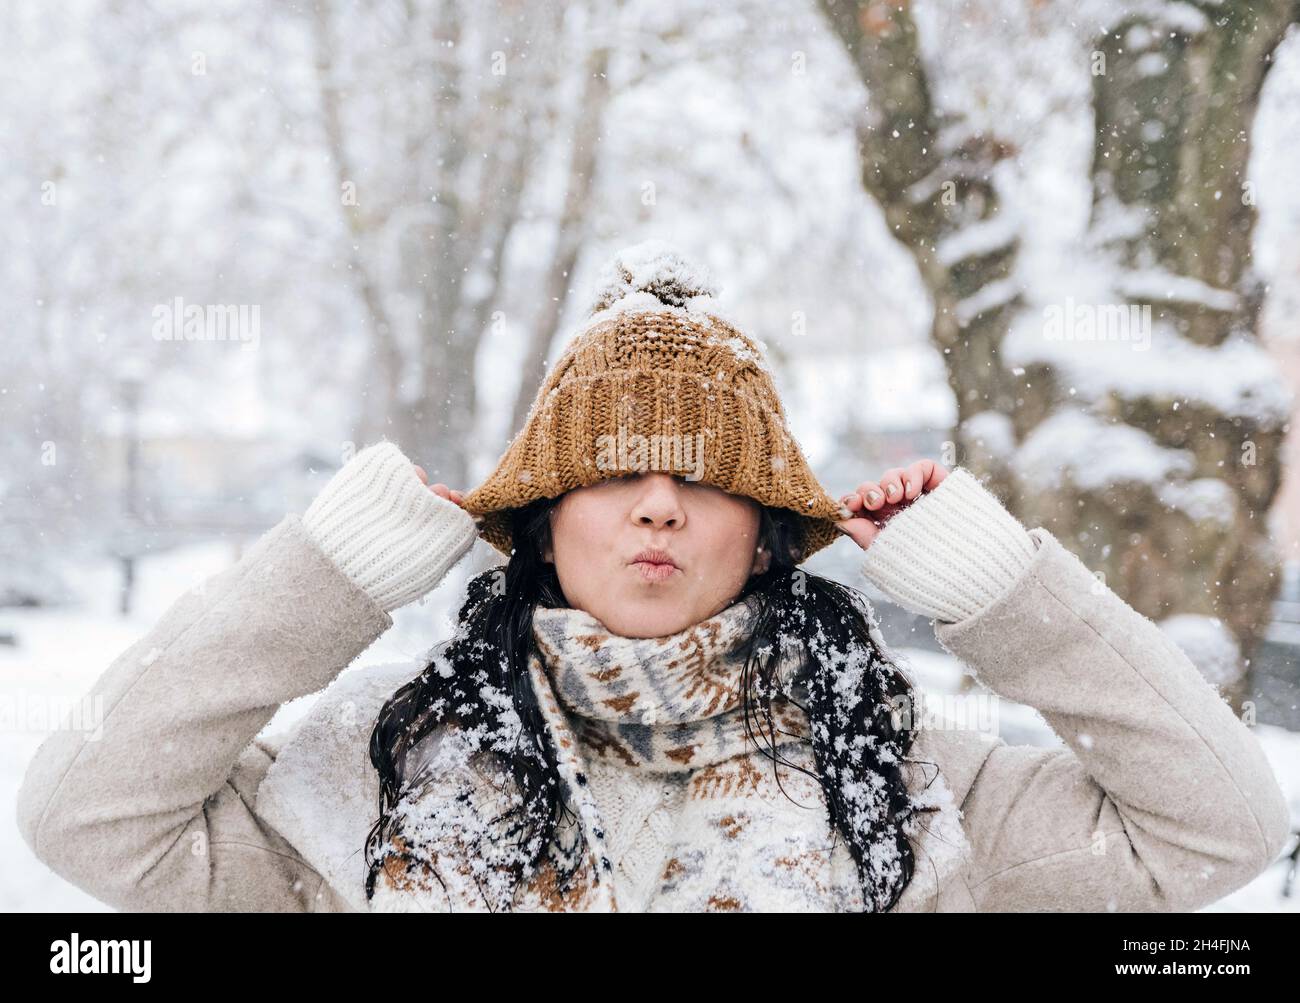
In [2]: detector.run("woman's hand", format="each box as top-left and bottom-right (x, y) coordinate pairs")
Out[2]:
(412, 465), (466, 508)
(834, 458), (949, 551)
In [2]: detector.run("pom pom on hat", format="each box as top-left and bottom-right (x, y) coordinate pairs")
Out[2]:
(586, 238), (721, 315)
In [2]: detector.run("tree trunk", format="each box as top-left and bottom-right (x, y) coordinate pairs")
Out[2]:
(510, 35), (614, 434)
(816, 0), (1025, 496)
(1012, 1), (1297, 704)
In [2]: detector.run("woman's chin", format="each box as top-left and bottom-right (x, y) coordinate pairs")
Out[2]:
(590, 598), (698, 640)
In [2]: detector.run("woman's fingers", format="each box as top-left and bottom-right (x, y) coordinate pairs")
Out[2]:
(920, 459), (951, 491)
(411, 461), (466, 507)
(878, 468), (907, 504)
(847, 482), (885, 510)
(836, 459), (955, 552)
(833, 507), (883, 550)
(903, 460), (930, 500)
(428, 482), (466, 508)
(855, 461), (950, 509)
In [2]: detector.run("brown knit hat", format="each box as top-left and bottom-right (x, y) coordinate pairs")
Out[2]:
(461, 240), (851, 562)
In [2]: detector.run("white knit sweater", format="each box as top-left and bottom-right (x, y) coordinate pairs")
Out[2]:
(299, 442), (1038, 910)
(300, 441), (480, 612)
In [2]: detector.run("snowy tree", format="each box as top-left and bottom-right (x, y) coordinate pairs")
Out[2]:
(816, 0), (1025, 497)
(299, 0), (573, 485)
(1004, 1), (1299, 703)
(818, 0), (1298, 704)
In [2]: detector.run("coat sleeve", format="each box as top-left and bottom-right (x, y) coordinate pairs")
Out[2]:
(14, 516), (395, 911)
(15, 442), (481, 912)
(860, 468), (1292, 912)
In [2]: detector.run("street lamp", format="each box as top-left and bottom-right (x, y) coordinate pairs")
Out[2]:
(115, 359), (147, 616)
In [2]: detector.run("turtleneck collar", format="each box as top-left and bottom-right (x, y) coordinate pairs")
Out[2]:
(530, 593), (812, 773)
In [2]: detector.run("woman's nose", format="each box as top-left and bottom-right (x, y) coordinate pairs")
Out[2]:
(629, 473), (685, 529)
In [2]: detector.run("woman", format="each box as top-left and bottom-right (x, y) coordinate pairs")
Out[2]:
(17, 241), (1289, 913)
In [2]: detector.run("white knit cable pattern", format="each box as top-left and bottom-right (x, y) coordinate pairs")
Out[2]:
(300, 441), (480, 612)
(858, 467), (1038, 624)
(583, 759), (687, 912)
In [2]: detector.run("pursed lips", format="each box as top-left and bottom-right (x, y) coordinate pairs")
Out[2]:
(630, 549), (681, 582)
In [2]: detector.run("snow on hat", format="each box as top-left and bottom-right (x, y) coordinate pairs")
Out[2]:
(462, 238), (851, 561)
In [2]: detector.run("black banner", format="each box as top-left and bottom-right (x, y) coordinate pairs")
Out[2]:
(0, 909), (1290, 988)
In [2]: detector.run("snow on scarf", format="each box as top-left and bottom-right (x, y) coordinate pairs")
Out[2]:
(368, 593), (957, 912)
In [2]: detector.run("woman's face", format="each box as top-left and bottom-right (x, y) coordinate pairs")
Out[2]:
(542, 472), (771, 638)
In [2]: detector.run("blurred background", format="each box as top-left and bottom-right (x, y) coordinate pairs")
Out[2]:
(2, 0), (1298, 909)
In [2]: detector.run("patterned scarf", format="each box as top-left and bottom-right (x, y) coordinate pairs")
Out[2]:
(369, 592), (926, 912)
(529, 593), (814, 773)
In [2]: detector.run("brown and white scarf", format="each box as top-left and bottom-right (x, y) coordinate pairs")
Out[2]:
(529, 593), (813, 773)
(369, 593), (963, 912)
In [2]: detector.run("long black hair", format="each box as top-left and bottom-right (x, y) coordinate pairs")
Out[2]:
(363, 491), (942, 911)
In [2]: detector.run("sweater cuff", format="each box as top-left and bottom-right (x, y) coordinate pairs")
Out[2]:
(300, 441), (480, 612)
(858, 467), (1037, 624)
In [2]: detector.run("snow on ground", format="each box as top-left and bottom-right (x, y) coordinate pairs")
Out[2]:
(3, 544), (1296, 912)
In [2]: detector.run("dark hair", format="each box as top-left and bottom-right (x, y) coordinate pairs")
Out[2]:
(363, 489), (940, 911)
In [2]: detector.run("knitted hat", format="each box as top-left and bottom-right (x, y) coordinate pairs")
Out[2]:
(462, 239), (851, 561)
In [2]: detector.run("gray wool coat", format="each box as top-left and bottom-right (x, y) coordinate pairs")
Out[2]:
(15, 515), (1291, 912)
